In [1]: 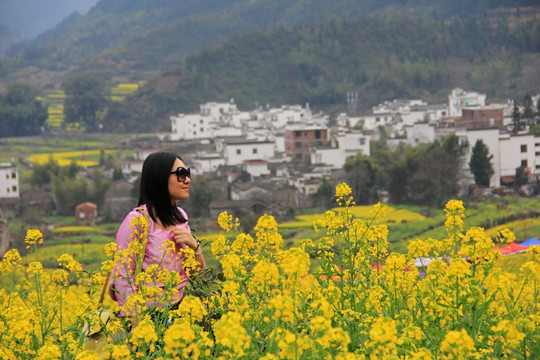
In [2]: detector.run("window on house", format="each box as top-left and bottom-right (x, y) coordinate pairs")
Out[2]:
(12, 186), (16, 192)
(535, 143), (540, 147)
(5, 174), (8, 179)
(252, 148), (258, 154)
(315, 130), (321, 139)
(521, 144), (528, 152)
(11, 172), (16, 178)
(295, 131), (302, 137)
(536, 152), (540, 156)
(359, 138), (365, 145)
(6, 188), (10, 193)
(236, 149), (241, 155)
(521, 160), (528, 167)
(295, 142), (302, 148)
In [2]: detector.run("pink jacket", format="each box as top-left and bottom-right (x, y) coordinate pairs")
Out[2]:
(109, 205), (203, 309)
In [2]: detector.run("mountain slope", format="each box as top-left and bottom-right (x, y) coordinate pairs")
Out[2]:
(1, 0), (537, 89)
(105, 13), (540, 132)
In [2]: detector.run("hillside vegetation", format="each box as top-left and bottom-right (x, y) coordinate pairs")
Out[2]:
(1, 0), (538, 88)
(107, 13), (540, 132)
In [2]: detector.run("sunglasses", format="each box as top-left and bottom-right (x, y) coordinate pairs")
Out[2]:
(170, 167), (191, 183)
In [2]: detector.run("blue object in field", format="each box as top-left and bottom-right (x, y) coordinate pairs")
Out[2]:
(520, 238), (540, 247)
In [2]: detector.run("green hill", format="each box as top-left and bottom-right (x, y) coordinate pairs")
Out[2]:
(1, 0), (537, 89)
(106, 12), (540, 132)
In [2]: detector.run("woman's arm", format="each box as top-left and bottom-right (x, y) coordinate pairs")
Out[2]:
(170, 226), (206, 269)
(109, 211), (144, 306)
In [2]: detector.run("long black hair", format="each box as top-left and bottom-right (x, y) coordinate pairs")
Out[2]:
(137, 151), (187, 226)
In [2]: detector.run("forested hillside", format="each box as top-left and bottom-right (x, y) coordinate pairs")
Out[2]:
(0, 0), (537, 89)
(105, 13), (540, 132)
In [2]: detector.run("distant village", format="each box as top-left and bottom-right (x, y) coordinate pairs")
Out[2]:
(1, 87), (539, 253)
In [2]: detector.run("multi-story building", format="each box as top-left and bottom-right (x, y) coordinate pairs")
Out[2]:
(0, 163), (19, 200)
(448, 88), (486, 117)
(285, 125), (328, 163)
(310, 131), (370, 168)
(456, 106), (505, 129)
(499, 133), (537, 182)
(216, 138), (275, 166)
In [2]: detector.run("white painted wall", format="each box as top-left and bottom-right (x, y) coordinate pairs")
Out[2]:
(406, 124), (436, 145)
(465, 128), (501, 187)
(223, 141), (275, 165)
(0, 164), (19, 199)
(192, 153), (226, 174)
(499, 134), (536, 178)
(170, 113), (213, 140)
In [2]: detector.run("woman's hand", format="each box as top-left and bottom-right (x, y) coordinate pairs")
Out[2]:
(170, 226), (198, 250)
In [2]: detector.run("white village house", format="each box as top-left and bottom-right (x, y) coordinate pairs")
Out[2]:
(0, 162), (19, 200)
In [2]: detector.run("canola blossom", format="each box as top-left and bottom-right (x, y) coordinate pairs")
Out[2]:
(0, 182), (539, 359)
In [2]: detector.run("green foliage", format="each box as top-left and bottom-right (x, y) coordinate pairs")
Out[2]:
(469, 139), (494, 187)
(107, 11), (540, 131)
(343, 154), (380, 204)
(522, 94), (535, 126)
(312, 178), (335, 209)
(184, 177), (220, 218)
(512, 100), (523, 134)
(0, 83), (48, 137)
(62, 72), (109, 132)
(514, 165), (529, 190)
(49, 166), (111, 216)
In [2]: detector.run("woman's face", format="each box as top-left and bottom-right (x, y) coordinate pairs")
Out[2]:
(168, 158), (191, 203)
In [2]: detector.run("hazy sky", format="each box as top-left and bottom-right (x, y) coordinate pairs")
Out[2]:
(0, 0), (99, 39)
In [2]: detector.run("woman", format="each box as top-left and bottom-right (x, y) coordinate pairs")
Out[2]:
(109, 151), (205, 317)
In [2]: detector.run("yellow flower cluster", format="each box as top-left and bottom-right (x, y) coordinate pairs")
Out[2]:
(1, 184), (539, 359)
(25, 229), (43, 252)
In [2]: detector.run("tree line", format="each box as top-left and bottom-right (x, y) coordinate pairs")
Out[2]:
(314, 134), (531, 208)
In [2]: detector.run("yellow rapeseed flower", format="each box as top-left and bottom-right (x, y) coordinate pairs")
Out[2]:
(440, 329), (478, 359)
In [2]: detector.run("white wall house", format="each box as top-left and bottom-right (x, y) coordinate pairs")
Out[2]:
(335, 113), (363, 129)
(373, 99), (426, 115)
(200, 100), (238, 121)
(405, 123), (436, 145)
(191, 152), (226, 174)
(211, 126), (243, 138)
(361, 113), (394, 131)
(499, 134), (537, 179)
(122, 147), (161, 176)
(242, 160), (270, 178)
(217, 138), (275, 166)
(448, 87), (486, 117)
(265, 104), (312, 129)
(400, 104), (448, 126)
(0, 163), (19, 199)
(310, 131), (370, 168)
(170, 113), (213, 140)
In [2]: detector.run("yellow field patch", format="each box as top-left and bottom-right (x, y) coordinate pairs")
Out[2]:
(52, 226), (97, 233)
(279, 205), (426, 228)
(27, 150), (114, 167)
(485, 217), (540, 238)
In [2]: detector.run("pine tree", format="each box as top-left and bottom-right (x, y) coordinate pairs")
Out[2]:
(469, 139), (494, 187)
